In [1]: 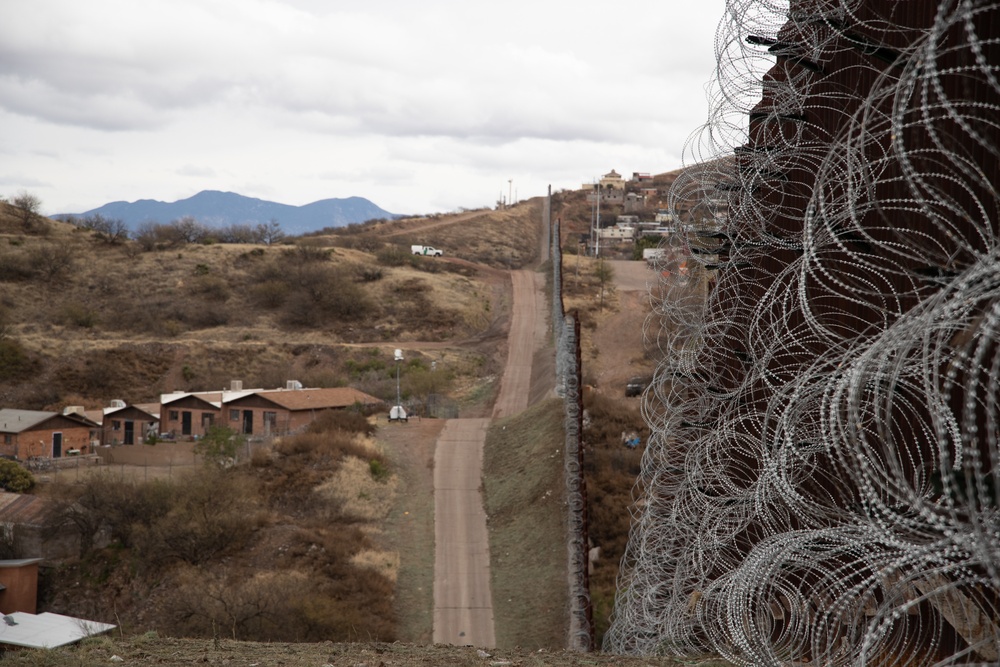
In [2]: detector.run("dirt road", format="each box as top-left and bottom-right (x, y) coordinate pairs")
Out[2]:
(432, 418), (494, 646)
(432, 266), (547, 647)
(589, 260), (657, 393)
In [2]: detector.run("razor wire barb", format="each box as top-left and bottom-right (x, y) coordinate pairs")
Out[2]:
(605, 1), (1000, 665)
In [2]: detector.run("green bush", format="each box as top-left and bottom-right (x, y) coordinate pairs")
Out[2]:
(194, 425), (245, 465)
(0, 460), (34, 492)
(369, 459), (389, 481)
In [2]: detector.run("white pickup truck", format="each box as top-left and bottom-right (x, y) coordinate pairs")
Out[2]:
(411, 245), (443, 257)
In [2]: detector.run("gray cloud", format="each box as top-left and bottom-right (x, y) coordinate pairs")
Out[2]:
(1, 0), (731, 214)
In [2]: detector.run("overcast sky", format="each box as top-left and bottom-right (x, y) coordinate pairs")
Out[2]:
(1, 1), (729, 217)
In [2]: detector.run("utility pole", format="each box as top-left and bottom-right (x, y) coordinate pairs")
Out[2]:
(508, 179), (513, 209)
(595, 184), (601, 257)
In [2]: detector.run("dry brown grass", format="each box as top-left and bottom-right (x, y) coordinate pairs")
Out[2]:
(0, 207), (516, 408)
(314, 453), (400, 522)
(483, 398), (569, 650)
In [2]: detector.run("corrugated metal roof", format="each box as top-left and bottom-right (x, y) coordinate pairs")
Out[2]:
(0, 493), (53, 527)
(0, 410), (56, 433)
(0, 612), (115, 648)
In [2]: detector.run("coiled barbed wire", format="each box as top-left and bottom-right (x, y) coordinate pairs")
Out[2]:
(606, 1), (1000, 665)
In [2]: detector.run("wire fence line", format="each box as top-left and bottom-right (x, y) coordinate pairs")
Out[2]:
(606, 1), (1000, 665)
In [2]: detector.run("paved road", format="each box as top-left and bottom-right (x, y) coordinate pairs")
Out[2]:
(432, 267), (545, 647)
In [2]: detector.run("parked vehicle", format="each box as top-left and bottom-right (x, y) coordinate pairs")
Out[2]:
(389, 405), (408, 422)
(642, 248), (666, 266)
(411, 245), (443, 257)
(625, 376), (650, 397)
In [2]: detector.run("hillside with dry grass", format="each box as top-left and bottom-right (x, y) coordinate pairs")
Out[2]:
(0, 198), (542, 411)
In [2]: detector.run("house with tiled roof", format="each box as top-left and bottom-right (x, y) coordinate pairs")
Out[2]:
(151, 382), (382, 440)
(223, 386), (382, 436)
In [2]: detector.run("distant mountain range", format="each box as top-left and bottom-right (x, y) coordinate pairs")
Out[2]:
(56, 190), (399, 235)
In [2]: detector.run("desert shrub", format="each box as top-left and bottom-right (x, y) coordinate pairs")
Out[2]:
(306, 409), (376, 437)
(249, 447), (273, 468)
(0, 337), (34, 381)
(190, 274), (230, 301)
(375, 245), (410, 267)
(134, 221), (177, 250)
(394, 278), (430, 295)
(334, 234), (384, 253)
(411, 256), (444, 273)
(344, 349), (387, 378)
(0, 460), (34, 493)
(273, 432), (324, 457)
(43, 472), (173, 556)
(175, 301), (232, 328)
(273, 430), (369, 461)
(249, 279), (288, 309)
(280, 265), (373, 327)
(136, 468), (257, 566)
(355, 264), (384, 282)
(0, 248), (34, 281)
(282, 244), (332, 263)
(401, 365), (454, 399)
(161, 567), (325, 641)
(60, 303), (99, 328)
(27, 243), (76, 283)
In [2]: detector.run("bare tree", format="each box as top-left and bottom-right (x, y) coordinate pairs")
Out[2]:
(173, 216), (208, 244)
(81, 214), (130, 245)
(256, 219), (285, 245)
(11, 191), (43, 231)
(29, 243), (76, 284)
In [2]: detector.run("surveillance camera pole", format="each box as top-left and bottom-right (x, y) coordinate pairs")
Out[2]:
(396, 358), (402, 408)
(392, 348), (405, 421)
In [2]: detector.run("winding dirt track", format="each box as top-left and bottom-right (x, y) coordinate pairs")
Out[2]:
(432, 268), (544, 647)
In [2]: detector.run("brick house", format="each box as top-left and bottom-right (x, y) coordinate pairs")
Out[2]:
(0, 410), (99, 459)
(223, 387), (382, 436)
(102, 404), (159, 446)
(158, 393), (220, 439)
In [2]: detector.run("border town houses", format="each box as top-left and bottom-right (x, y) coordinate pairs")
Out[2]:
(0, 409), (99, 460)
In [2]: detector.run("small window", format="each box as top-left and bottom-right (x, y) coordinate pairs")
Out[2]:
(169, 410), (179, 421)
(230, 409), (240, 421)
(112, 420), (121, 431)
(3, 434), (11, 445)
